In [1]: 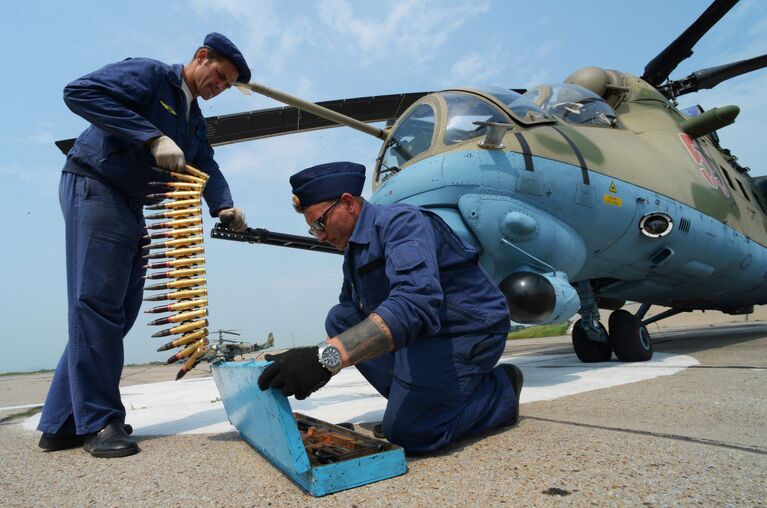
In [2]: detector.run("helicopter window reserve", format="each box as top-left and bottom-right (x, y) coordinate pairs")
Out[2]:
(377, 103), (435, 182)
(442, 92), (509, 145)
(525, 84), (619, 127)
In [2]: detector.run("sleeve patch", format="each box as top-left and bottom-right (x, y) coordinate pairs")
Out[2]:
(390, 240), (425, 272)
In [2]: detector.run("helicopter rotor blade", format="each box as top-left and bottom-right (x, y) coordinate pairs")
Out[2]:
(641, 0), (739, 87)
(55, 92), (430, 155)
(659, 53), (767, 98)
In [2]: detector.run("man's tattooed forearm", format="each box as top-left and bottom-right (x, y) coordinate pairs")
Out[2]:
(336, 313), (394, 365)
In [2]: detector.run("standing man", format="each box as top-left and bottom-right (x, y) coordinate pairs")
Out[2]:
(38, 33), (250, 458)
(258, 162), (524, 455)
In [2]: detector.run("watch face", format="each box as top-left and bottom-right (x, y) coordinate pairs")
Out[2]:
(321, 346), (341, 368)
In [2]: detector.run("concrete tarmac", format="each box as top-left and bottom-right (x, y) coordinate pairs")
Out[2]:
(1, 310), (766, 506)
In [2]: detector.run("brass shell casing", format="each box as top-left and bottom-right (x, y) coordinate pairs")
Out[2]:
(145, 298), (207, 314)
(143, 277), (206, 291)
(145, 236), (204, 251)
(142, 287), (208, 301)
(144, 257), (205, 270)
(146, 217), (203, 230)
(149, 166), (206, 184)
(184, 164), (210, 182)
(176, 346), (208, 380)
(156, 328), (209, 351)
(148, 181), (203, 191)
(143, 246), (204, 259)
(146, 190), (202, 200)
(151, 318), (208, 338)
(144, 198), (202, 210)
(147, 307), (208, 326)
(144, 226), (203, 239)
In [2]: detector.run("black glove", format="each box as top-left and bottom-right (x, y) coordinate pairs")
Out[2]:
(257, 346), (332, 400)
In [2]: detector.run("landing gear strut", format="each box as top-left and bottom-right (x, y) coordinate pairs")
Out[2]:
(571, 282), (612, 362)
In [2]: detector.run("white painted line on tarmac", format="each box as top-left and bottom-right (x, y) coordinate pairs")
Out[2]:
(24, 352), (698, 436)
(0, 403), (43, 412)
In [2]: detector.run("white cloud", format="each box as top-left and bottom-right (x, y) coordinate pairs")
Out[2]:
(190, 0), (318, 78)
(447, 52), (505, 86)
(317, 0), (490, 65)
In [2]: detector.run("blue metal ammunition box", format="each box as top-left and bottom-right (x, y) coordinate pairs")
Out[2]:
(212, 361), (407, 496)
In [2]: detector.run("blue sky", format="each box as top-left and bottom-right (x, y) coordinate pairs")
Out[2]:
(1, 0), (765, 373)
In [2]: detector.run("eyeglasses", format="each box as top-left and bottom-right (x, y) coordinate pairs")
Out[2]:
(308, 198), (341, 237)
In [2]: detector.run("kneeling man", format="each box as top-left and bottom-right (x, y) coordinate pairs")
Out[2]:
(258, 162), (523, 455)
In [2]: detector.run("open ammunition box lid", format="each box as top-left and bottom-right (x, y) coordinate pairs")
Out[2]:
(212, 360), (407, 496)
(212, 360), (311, 474)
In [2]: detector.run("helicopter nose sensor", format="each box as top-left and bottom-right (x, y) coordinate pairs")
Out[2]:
(500, 271), (580, 324)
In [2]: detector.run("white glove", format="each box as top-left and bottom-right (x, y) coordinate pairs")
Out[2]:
(219, 207), (247, 232)
(149, 135), (186, 172)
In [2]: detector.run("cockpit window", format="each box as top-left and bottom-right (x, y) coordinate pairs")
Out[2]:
(378, 103), (435, 181)
(480, 85), (548, 122)
(442, 92), (508, 145)
(524, 84), (618, 127)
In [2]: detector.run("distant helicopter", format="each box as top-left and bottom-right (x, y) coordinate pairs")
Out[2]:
(56, 0), (767, 364)
(202, 329), (275, 362)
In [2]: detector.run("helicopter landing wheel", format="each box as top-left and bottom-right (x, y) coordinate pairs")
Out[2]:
(571, 319), (612, 363)
(608, 309), (653, 362)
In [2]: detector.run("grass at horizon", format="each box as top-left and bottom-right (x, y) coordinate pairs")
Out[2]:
(507, 322), (570, 340)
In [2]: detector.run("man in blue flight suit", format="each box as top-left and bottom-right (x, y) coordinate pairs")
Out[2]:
(258, 162), (524, 455)
(37, 33), (251, 458)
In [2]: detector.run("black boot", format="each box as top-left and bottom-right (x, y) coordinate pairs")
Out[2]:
(501, 364), (524, 426)
(83, 419), (139, 458)
(39, 423), (133, 452)
(38, 433), (84, 451)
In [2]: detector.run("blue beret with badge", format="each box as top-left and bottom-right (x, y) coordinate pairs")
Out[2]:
(203, 32), (251, 83)
(290, 162), (366, 208)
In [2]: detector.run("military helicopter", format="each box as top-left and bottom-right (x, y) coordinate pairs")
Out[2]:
(56, 0), (767, 364)
(202, 329), (275, 362)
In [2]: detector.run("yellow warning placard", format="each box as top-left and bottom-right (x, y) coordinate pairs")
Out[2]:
(609, 181), (617, 193)
(603, 194), (623, 207)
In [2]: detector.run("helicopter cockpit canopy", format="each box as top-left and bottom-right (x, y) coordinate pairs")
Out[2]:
(376, 87), (552, 183)
(380, 86), (551, 179)
(443, 92), (509, 145)
(378, 103), (436, 178)
(524, 83), (618, 127)
(475, 85), (549, 123)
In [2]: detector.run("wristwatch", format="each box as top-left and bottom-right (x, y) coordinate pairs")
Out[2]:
(317, 342), (342, 375)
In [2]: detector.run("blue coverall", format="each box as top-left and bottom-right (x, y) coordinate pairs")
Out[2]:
(38, 58), (234, 436)
(325, 202), (516, 454)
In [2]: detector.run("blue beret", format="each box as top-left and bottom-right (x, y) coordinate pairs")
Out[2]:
(290, 162), (366, 208)
(203, 32), (251, 83)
